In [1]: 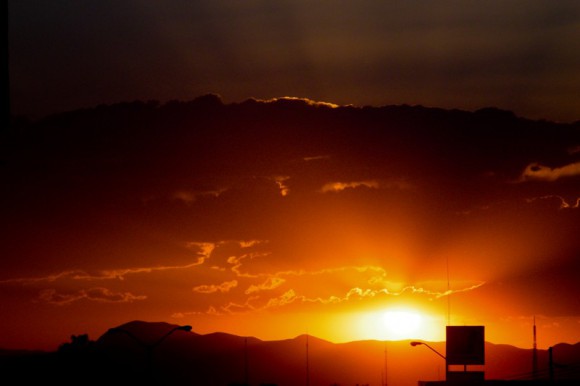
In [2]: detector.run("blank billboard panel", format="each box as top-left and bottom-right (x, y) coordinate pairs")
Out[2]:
(446, 326), (485, 365)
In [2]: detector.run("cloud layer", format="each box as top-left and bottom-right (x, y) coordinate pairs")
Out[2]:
(9, 1), (580, 122)
(1, 97), (579, 349)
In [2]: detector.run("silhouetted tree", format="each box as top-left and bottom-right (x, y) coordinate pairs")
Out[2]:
(58, 333), (94, 354)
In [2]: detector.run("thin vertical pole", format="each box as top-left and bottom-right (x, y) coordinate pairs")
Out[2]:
(532, 316), (538, 379)
(4, 0), (9, 129)
(446, 256), (451, 325)
(244, 337), (249, 385)
(306, 334), (310, 386)
(549, 346), (554, 381)
(384, 341), (388, 386)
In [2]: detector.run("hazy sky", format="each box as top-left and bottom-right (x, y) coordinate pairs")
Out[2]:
(9, 0), (580, 121)
(4, 1), (580, 352)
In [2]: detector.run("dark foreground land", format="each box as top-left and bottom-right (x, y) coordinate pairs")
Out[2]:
(1, 321), (579, 386)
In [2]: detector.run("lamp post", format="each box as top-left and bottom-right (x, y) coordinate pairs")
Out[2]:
(410, 341), (447, 380)
(107, 325), (192, 384)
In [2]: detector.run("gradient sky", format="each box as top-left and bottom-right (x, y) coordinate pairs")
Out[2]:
(2, 96), (579, 351)
(4, 1), (580, 351)
(9, 0), (580, 122)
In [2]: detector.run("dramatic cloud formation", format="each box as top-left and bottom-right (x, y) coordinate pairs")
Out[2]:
(5, 0), (580, 354)
(1, 97), (579, 351)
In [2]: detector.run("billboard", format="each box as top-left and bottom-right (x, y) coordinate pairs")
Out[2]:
(446, 326), (485, 365)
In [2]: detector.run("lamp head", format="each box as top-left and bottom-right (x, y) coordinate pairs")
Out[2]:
(410, 341), (422, 347)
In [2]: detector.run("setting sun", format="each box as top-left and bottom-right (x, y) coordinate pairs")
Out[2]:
(351, 307), (444, 342)
(382, 310), (423, 339)
(2, 2), (580, 385)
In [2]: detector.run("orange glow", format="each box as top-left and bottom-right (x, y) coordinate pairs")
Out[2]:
(350, 307), (445, 342)
(2, 96), (579, 352)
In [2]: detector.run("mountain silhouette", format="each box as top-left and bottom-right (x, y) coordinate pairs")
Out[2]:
(96, 322), (580, 385)
(3, 321), (578, 386)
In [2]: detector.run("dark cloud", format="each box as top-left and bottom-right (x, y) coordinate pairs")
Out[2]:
(9, 1), (580, 121)
(3, 96), (579, 267)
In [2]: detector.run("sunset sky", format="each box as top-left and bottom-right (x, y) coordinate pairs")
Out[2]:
(4, 1), (580, 351)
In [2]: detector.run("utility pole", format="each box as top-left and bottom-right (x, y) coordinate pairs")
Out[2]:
(384, 341), (388, 386)
(306, 334), (310, 386)
(244, 337), (249, 385)
(446, 255), (451, 325)
(4, 0), (9, 129)
(548, 347), (554, 381)
(532, 316), (538, 379)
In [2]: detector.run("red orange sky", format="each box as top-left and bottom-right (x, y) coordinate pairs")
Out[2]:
(2, 96), (579, 351)
(4, 1), (580, 351)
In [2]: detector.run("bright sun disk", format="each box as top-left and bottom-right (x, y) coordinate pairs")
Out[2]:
(382, 310), (423, 339)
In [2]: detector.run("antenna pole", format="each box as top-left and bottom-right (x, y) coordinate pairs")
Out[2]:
(446, 256), (451, 325)
(306, 334), (310, 386)
(384, 341), (388, 386)
(532, 317), (538, 379)
(549, 346), (554, 381)
(244, 337), (249, 385)
(4, 0), (9, 130)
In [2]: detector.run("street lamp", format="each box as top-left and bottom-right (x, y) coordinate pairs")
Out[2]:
(410, 341), (446, 360)
(107, 325), (192, 384)
(410, 341), (447, 380)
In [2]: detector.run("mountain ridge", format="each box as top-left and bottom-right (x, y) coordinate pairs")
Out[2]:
(1, 320), (579, 386)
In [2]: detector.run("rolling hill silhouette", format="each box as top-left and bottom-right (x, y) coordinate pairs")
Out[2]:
(2, 321), (578, 386)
